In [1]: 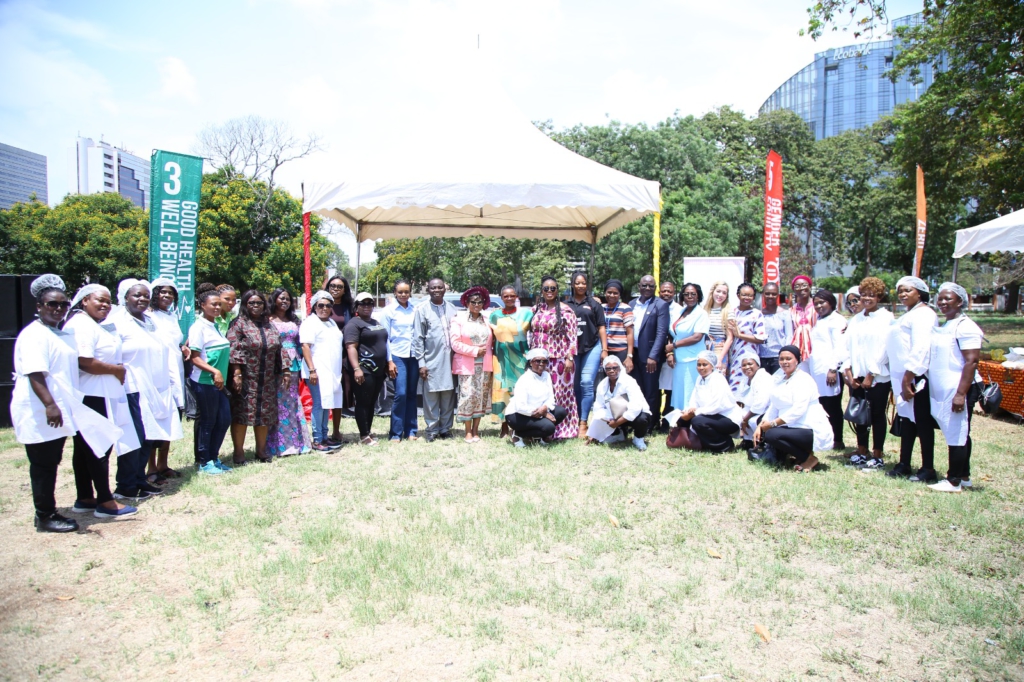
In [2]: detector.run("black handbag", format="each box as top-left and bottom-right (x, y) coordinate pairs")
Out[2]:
(844, 395), (872, 426)
(980, 382), (1003, 414)
(889, 416), (903, 437)
(183, 360), (200, 421)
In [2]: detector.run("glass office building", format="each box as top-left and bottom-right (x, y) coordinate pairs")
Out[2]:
(0, 142), (47, 209)
(759, 14), (943, 139)
(70, 137), (151, 210)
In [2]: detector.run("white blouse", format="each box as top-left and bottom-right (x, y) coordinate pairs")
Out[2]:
(111, 308), (182, 442)
(150, 308), (186, 409)
(687, 371), (743, 425)
(299, 316), (345, 409)
(11, 321), (81, 444)
(762, 369), (833, 451)
(886, 303), (937, 379)
(63, 312), (123, 398)
(842, 308), (894, 381)
(593, 372), (650, 423)
(506, 370), (555, 417)
(808, 312), (847, 397)
(738, 368), (773, 416)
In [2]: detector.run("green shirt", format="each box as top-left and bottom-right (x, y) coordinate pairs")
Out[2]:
(188, 317), (230, 385)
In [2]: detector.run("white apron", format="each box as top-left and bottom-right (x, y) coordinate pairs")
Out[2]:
(927, 322), (972, 447)
(886, 321), (916, 421)
(92, 322), (141, 456)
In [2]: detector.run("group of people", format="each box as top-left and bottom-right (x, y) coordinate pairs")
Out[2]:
(10, 269), (985, 532)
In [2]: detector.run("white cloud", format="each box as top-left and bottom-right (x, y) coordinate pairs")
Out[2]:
(157, 57), (199, 104)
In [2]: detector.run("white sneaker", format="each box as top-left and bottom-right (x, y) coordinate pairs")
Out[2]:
(960, 478), (972, 488)
(632, 437), (647, 451)
(510, 432), (526, 448)
(606, 430), (626, 444)
(929, 479), (963, 493)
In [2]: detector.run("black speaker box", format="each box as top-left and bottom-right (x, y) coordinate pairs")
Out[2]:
(0, 275), (18, 336)
(0, 337), (13, 379)
(0, 383), (13, 429)
(19, 275), (40, 330)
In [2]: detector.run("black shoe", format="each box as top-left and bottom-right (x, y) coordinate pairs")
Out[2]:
(437, 432), (454, 440)
(35, 512), (79, 533)
(113, 488), (142, 501)
(909, 468), (938, 483)
(423, 433), (436, 443)
(739, 439), (754, 452)
(886, 463), (913, 478)
(138, 482), (164, 496)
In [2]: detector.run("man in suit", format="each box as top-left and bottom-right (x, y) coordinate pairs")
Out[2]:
(629, 275), (670, 426)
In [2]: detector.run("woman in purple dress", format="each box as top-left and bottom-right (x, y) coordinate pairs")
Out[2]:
(266, 288), (312, 457)
(529, 276), (579, 439)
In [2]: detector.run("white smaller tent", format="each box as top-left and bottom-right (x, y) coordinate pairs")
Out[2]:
(953, 210), (1024, 258)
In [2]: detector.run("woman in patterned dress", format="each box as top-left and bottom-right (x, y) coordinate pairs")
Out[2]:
(726, 282), (766, 398)
(266, 288), (311, 457)
(451, 286), (494, 442)
(227, 290), (286, 464)
(789, 275), (817, 365)
(529, 276), (579, 439)
(489, 285), (533, 438)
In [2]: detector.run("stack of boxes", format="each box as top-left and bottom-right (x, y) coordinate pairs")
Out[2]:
(0, 274), (40, 428)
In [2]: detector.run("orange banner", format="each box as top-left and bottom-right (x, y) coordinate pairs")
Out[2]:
(763, 150), (783, 285)
(913, 164), (927, 277)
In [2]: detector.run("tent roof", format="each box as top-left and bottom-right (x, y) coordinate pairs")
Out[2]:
(295, 65), (660, 244)
(953, 210), (1024, 258)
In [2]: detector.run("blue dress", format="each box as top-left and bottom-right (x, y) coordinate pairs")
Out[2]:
(671, 306), (710, 410)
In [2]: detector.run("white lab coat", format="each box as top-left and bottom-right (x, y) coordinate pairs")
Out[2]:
(763, 369), (834, 451)
(687, 371), (744, 427)
(885, 304), (938, 421)
(589, 372), (651, 442)
(112, 308), (183, 442)
(927, 316), (983, 446)
(299, 316), (345, 409)
(808, 312), (847, 397)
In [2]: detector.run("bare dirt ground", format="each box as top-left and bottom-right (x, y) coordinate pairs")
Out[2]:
(0, 411), (1022, 681)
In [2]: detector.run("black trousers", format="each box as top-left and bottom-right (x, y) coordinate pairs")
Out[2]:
(630, 355), (663, 422)
(819, 389), (845, 447)
(506, 406), (568, 439)
(26, 437), (67, 516)
(688, 414), (738, 452)
(72, 395), (114, 504)
(763, 426), (815, 464)
(899, 377), (935, 470)
(761, 356), (780, 376)
(608, 411), (651, 439)
(851, 381), (891, 452)
(115, 392), (152, 494)
(351, 368), (386, 438)
(947, 396), (977, 484)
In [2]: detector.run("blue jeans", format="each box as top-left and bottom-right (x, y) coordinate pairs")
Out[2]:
(573, 344), (604, 422)
(389, 356), (420, 439)
(115, 392), (152, 494)
(309, 380), (329, 443)
(192, 380), (231, 465)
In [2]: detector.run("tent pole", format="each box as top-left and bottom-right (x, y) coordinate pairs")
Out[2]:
(354, 224), (362, 293)
(589, 228), (597, 277)
(653, 196), (663, 283)
(952, 258), (959, 283)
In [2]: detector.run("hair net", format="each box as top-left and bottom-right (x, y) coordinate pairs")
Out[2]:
(845, 286), (860, 300)
(697, 350), (719, 367)
(309, 290), (334, 309)
(896, 276), (929, 294)
(149, 277), (178, 291)
(525, 348), (550, 361)
(738, 351), (761, 366)
(938, 282), (969, 305)
(117, 278), (151, 306)
(779, 344), (802, 363)
(70, 284), (110, 309)
(30, 274), (65, 298)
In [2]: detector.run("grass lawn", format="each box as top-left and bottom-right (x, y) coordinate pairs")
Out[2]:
(0, 409), (1022, 681)
(969, 313), (1024, 353)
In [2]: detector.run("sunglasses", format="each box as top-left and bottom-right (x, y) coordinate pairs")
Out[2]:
(247, 300), (265, 307)
(356, 300), (374, 306)
(315, 303), (333, 310)
(530, 358), (548, 364)
(604, 365), (620, 372)
(542, 286), (558, 292)
(328, 284), (346, 290)
(43, 301), (69, 310)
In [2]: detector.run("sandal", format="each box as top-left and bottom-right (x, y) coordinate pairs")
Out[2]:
(158, 467), (182, 479)
(146, 473), (168, 485)
(255, 456), (273, 464)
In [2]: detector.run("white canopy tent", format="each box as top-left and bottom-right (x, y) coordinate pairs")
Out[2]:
(952, 210), (1024, 281)
(290, 61), (661, 291)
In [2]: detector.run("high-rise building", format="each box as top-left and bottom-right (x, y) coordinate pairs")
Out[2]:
(0, 142), (48, 209)
(69, 137), (150, 209)
(759, 13), (944, 140)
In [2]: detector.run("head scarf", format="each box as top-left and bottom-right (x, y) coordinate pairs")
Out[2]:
(70, 284), (110, 310)
(149, 277), (178, 292)
(738, 351), (761, 367)
(791, 275), (813, 288)
(309, 290), (334, 309)
(525, 347), (549, 361)
(602, 354), (625, 370)
(697, 350), (719, 368)
(460, 285), (491, 308)
(117, 278), (151, 306)
(896, 276), (929, 294)
(812, 289), (837, 317)
(30, 274), (65, 298)
(845, 286), (861, 313)
(938, 282), (969, 306)
(779, 344), (802, 363)
(604, 279), (624, 296)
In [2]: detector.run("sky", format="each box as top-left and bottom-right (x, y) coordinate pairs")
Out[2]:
(0, 0), (923, 263)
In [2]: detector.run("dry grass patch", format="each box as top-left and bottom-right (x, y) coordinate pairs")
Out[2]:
(0, 410), (1022, 681)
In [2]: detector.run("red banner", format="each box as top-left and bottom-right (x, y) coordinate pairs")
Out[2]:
(762, 150), (783, 285)
(912, 164), (927, 278)
(302, 211), (312, 314)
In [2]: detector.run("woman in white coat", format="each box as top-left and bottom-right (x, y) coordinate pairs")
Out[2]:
(11, 275), (120, 532)
(148, 277), (188, 481)
(677, 350), (743, 453)
(927, 282), (983, 492)
(300, 291), (345, 451)
(63, 284), (139, 519)
(587, 355), (652, 451)
(809, 290), (848, 450)
(885, 276), (939, 482)
(753, 346), (833, 472)
(736, 353), (773, 450)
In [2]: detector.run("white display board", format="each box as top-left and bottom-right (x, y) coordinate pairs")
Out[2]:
(682, 257), (747, 309)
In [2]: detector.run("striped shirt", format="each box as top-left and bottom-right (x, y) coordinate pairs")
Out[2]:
(603, 302), (634, 353)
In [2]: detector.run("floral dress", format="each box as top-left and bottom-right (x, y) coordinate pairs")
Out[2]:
(452, 312), (494, 422)
(728, 307), (766, 397)
(227, 317), (286, 426)
(267, 318), (312, 457)
(488, 307), (533, 419)
(529, 302), (579, 439)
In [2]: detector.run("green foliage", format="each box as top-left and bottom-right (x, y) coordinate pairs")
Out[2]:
(815, 275), (853, 293)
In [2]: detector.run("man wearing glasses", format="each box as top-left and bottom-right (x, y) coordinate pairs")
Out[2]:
(628, 275), (670, 427)
(411, 278), (457, 442)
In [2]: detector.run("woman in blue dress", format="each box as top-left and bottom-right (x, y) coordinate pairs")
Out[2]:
(668, 283), (711, 411)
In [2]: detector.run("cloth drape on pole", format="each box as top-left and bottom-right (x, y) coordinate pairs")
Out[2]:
(912, 165), (927, 277)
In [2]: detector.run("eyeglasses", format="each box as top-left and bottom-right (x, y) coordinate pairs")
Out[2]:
(542, 286), (558, 292)
(356, 300), (374, 306)
(467, 299), (484, 306)
(682, 291), (698, 297)
(43, 301), (69, 310)
(604, 365), (619, 372)
(530, 358), (548, 364)
(315, 303), (333, 310)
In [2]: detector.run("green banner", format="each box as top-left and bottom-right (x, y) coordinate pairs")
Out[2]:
(148, 150), (204, 335)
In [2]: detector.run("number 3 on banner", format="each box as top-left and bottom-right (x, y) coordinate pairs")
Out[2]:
(164, 162), (181, 195)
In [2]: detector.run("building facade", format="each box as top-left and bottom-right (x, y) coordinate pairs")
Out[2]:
(759, 14), (942, 140)
(0, 143), (48, 209)
(69, 137), (150, 209)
